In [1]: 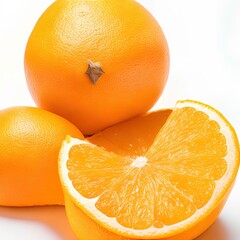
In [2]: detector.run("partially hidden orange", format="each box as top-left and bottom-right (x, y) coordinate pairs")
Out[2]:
(24, 0), (169, 135)
(59, 100), (239, 240)
(0, 106), (83, 206)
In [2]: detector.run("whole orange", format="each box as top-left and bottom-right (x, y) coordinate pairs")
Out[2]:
(0, 106), (83, 206)
(24, 0), (169, 135)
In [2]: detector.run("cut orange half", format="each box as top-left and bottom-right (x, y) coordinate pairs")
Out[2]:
(59, 100), (239, 240)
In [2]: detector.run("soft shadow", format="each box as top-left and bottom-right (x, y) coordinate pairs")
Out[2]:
(195, 218), (230, 240)
(0, 205), (77, 240)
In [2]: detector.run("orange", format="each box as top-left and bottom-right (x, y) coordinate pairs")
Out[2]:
(0, 106), (83, 206)
(24, 0), (169, 135)
(88, 108), (172, 157)
(59, 100), (239, 240)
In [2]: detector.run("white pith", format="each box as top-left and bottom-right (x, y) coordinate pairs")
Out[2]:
(131, 156), (148, 168)
(59, 100), (239, 238)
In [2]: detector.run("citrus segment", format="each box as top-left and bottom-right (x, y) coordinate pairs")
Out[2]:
(59, 100), (239, 239)
(88, 109), (172, 157)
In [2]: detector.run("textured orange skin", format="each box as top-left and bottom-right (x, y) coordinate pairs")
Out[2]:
(0, 107), (83, 206)
(24, 0), (169, 135)
(62, 109), (236, 240)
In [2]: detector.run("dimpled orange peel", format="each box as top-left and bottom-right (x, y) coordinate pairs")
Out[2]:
(0, 106), (84, 206)
(24, 0), (170, 135)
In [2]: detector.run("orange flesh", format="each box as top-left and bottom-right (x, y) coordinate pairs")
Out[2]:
(88, 109), (172, 156)
(66, 107), (228, 231)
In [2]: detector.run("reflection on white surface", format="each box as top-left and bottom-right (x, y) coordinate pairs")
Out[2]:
(1, 0), (240, 239)
(0, 206), (77, 240)
(0, 218), (60, 240)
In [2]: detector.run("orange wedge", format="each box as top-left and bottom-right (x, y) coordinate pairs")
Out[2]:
(59, 100), (239, 240)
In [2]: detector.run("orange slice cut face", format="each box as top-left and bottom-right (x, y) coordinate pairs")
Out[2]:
(59, 100), (239, 239)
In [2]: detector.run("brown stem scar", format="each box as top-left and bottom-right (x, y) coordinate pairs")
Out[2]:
(85, 59), (105, 84)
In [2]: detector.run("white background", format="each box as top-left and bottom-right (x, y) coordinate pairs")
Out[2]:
(1, 0), (240, 239)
